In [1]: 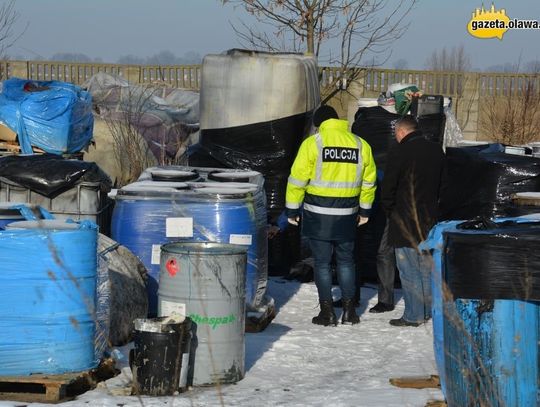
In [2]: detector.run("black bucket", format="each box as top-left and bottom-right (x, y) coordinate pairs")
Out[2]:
(131, 317), (192, 396)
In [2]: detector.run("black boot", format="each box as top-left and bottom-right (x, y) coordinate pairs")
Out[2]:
(312, 300), (338, 326)
(341, 299), (360, 325)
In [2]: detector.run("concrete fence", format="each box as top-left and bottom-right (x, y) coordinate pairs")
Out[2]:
(2, 60), (539, 140)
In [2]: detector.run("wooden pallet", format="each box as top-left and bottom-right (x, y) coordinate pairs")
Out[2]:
(0, 141), (47, 156)
(389, 374), (440, 389)
(0, 358), (117, 403)
(425, 400), (447, 407)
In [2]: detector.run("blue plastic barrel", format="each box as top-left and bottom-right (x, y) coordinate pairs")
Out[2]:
(112, 182), (265, 316)
(0, 220), (98, 375)
(421, 220), (461, 397)
(423, 218), (540, 407)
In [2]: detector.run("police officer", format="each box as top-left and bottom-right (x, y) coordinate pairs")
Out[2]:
(285, 105), (377, 326)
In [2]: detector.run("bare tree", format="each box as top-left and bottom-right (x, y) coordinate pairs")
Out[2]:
(479, 75), (540, 145)
(425, 45), (474, 130)
(425, 45), (471, 73)
(102, 86), (157, 187)
(392, 58), (409, 70)
(221, 0), (416, 102)
(0, 0), (25, 59)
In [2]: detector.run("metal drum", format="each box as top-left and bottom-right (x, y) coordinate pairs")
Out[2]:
(111, 182), (265, 316)
(158, 242), (247, 386)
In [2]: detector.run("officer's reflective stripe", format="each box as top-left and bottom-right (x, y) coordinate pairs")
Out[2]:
(304, 203), (358, 215)
(309, 180), (362, 189)
(363, 181), (375, 188)
(355, 137), (363, 181)
(314, 133), (323, 183)
(286, 202), (302, 209)
(360, 202), (373, 210)
(288, 176), (308, 188)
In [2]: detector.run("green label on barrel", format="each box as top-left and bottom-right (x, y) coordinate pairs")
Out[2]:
(188, 313), (236, 329)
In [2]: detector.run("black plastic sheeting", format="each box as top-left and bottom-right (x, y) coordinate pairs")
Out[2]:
(351, 107), (399, 170)
(443, 219), (540, 300)
(0, 154), (112, 198)
(418, 113), (446, 144)
(351, 107), (446, 170)
(192, 111), (313, 216)
(439, 144), (540, 220)
(198, 112), (310, 175)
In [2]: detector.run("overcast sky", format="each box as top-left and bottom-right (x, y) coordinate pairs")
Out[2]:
(9, 0), (540, 70)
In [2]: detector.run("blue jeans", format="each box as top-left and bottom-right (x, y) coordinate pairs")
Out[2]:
(309, 239), (356, 302)
(395, 247), (432, 323)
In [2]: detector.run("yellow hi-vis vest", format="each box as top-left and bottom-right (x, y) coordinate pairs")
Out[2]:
(285, 118), (377, 240)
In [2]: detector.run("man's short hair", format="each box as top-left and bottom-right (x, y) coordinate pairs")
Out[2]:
(395, 115), (419, 132)
(313, 105), (339, 127)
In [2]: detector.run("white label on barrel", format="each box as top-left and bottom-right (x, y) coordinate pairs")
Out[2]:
(151, 244), (161, 264)
(160, 300), (186, 317)
(166, 217), (193, 237)
(229, 234), (252, 245)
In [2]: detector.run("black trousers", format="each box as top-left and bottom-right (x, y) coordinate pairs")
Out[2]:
(376, 222), (397, 305)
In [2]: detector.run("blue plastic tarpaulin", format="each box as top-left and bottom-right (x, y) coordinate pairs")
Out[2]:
(0, 78), (94, 155)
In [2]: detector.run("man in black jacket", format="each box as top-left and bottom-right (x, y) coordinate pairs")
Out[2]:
(381, 115), (445, 327)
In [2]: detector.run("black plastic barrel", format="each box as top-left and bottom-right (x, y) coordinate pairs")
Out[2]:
(131, 317), (192, 396)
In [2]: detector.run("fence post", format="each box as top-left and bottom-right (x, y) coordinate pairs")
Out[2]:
(456, 72), (480, 140)
(346, 70), (366, 129)
(124, 65), (141, 84)
(9, 60), (29, 79)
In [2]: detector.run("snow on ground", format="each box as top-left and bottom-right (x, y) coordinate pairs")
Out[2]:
(0, 278), (444, 407)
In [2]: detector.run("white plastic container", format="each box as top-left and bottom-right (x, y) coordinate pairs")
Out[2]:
(0, 180), (109, 228)
(200, 49), (319, 129)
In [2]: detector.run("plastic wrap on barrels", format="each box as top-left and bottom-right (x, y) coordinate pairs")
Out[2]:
(444, 219), (540, 300)
(198, 113), (308, 174)
(112, 185), (268, 313)
(97, 234), (148, 346)
(0, 154), (112, 198)
(0, 221), (98, 375)
(0, 78), (94, 155)
(264, 172), (290, 215)
(417, 113), (446, 144)
(439, 144), (540, 220)
(351, 106), (399, 171)
(423, 218), (540, 407)
(422, 217), (540, 400)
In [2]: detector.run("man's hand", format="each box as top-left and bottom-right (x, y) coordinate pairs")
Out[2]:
(287, 216), (300, 226)
(357, 216), (369, 226)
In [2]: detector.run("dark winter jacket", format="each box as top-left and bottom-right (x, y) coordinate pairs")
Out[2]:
(381, 131), (445, 248)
